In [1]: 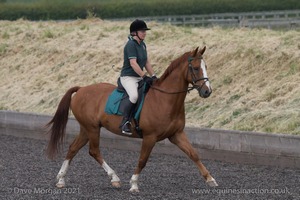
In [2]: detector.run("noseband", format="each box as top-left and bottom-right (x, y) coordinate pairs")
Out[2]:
(150, 56), (210, 94)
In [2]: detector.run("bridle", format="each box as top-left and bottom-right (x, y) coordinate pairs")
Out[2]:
(150, 56), (210, 94)
(187, 56), (210, 91)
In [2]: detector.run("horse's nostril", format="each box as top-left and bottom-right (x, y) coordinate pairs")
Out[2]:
(204, 90), (211, 96)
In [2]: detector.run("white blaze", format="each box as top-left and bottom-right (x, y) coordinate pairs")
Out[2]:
(200, 59), (211, 88)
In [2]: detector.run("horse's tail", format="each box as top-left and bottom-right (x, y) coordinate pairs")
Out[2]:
(46, 86), (81, 160)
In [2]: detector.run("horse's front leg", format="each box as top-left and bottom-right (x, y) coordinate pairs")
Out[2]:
(130, 136), (156, 193)
(169, 131), (218, 187)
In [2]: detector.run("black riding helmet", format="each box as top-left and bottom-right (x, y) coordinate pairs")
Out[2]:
(130, 19), (150, 33)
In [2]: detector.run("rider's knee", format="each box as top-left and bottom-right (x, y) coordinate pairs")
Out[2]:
(129, 95), (138, 104)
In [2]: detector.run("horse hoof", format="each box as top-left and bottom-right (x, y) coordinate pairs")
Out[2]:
(112, 181), (121, 188)
(129, 188), (139, 193)
(206, 177), (218, 187)
(56, 183), (65, 188)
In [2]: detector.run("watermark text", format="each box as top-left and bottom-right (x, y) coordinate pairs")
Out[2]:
(8, 187), (80, 195)
(192, 187), (290, 195)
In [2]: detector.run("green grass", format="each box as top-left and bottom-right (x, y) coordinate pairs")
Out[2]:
(1, 0), (300, 20)
(232, 108), (244, 117)
(2, 32), (9, 39)
(43, 29), (55, 38)
(0, 43), (8, 55)
(287, 63), (300, 75)
(222, 76), (233, 85)
(0, 105), (8, 110)
(228, 94), (241, 103)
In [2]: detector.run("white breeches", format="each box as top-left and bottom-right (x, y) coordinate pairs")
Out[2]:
(120, 76), (142, 104)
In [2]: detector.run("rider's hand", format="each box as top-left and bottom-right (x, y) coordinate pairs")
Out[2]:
(143, 75), (153, 85)
(151, 75), (158, 81)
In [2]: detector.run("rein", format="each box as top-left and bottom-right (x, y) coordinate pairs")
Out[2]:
(150, 56), (209, 95)
(150, 85), (195, 94)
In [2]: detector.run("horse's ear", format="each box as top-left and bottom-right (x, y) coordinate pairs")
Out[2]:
(199, 46), (206, 55)
(192, 47), (199, 57)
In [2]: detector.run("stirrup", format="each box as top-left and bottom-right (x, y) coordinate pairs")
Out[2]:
(122, 121), (132, 135)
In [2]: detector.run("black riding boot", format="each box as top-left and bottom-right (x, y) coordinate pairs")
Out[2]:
(120, 100), (135, 135)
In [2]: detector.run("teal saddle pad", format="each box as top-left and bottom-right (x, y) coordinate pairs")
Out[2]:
(104, 83), (147, 121)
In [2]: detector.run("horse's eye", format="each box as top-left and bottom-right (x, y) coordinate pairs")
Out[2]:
(193, 67), (200, 71)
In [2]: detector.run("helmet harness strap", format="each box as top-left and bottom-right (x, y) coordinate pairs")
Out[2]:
(135, 31), (143, 41)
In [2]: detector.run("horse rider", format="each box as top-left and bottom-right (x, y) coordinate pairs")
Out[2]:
(119, 19), (157, 135)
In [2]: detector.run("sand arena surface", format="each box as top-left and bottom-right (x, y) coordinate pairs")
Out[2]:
(1, 19), (300, 134)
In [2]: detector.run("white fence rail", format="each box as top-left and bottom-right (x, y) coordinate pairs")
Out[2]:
(113, 10), (300, 29)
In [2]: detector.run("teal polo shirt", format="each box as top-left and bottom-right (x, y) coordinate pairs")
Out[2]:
(121, 36), (148, 77)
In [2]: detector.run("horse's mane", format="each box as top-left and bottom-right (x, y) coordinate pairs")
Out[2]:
(156, 51), (190, 84)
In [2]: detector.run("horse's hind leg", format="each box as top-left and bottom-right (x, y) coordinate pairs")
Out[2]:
(169, 131), (218, 187)
(87, 127), (121, 188)
(56, 128), (89, 188)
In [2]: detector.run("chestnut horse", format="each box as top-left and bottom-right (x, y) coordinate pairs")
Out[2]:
(46, 46), (218, 192)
